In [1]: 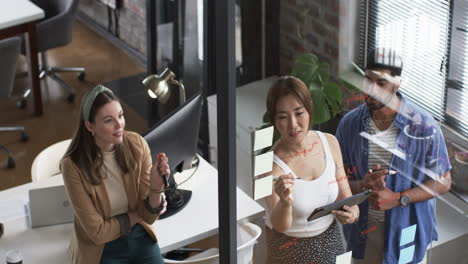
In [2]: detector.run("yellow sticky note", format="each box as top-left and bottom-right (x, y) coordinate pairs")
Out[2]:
(254, 151), (274, 176)
(253, 126), (274, 151)
(254, 175), (273, 200)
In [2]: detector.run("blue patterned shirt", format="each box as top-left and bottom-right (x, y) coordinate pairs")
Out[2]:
(336, 92), (451, 263)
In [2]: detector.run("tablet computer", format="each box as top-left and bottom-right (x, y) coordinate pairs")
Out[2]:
(307, 189), (372, 222)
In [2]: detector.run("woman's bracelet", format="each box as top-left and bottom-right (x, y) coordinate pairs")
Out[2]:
(144, 195), (165, 214)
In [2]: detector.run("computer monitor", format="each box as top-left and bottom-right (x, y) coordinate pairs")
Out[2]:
(143, 92), (202, 219)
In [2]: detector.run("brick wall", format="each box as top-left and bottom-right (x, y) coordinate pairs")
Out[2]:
(279, 0), (342, 76)
(78, 0), (352, 79)
(78, 0), (147, 57)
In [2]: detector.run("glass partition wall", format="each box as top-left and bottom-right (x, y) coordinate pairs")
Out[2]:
(234, 0), (468, 263)
(151, 0), (468, 263)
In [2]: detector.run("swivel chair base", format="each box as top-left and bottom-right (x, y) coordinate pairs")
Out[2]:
(0, 127), (29, 142)
(17, 52), (85, 108)
(0, 127), (29, 169)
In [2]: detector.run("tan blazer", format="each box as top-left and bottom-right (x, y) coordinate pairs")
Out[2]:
(61, 131), (160, 264)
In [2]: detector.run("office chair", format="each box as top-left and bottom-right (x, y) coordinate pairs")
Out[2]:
(0, 37), (29, 169)
(31, 139), (71, 182)
(18, 0), (85, 108)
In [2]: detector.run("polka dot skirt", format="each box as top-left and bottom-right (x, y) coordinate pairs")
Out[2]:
(267, 220), (344, 264)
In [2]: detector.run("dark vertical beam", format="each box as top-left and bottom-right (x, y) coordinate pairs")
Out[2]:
(146, 0), (157, 74)
(208, 0), (237, 263)
(265, 0), (280, 76)
(199, 0), (211, 161)
(240, 0), (262, 84)
(172, 0), (183, 79)
(146, 0), (159, 126)
(204, 0), (217, 97)
(26, 23), (42, 116)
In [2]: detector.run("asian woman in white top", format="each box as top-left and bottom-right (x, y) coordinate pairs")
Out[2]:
(264, 76), (359, 264)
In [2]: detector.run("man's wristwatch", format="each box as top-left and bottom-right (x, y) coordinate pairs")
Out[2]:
(399, 189), (410, 207)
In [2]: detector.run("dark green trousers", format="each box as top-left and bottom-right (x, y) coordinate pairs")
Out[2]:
(100, 224), (164, 264)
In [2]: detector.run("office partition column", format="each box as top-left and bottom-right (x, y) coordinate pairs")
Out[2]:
(146, 0), (157, 75)
(206, 0), (237, 263)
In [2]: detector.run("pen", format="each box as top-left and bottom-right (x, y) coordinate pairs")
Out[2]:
(369, 169), (397, 175)
(272, 176), (301, 181)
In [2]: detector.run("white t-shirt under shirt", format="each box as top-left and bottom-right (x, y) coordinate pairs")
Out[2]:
(101, 151), (129, 217)
(265, 131), (339, 237)
(367, 118), (399, 222)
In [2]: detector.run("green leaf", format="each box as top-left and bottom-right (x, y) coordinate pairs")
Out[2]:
(291, 54), (319, 85)
(310, 90), (330, 124)
(317, 62), (330, 86)
(308, 82), (321, 92)
(323, 82), (342, 103)
(331, 98), (341, 117)
(325, 82), (343, 118)
(321, 96), (333, 117)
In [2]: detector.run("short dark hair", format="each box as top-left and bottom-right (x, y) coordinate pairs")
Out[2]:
(366, 48), (403, 76)
(266, 76), (313, 127)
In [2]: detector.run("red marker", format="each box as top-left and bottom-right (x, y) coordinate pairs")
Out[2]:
(158, 153), (169, 187)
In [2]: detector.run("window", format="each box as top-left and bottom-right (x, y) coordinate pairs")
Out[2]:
(356, 0), (468, 199)
(445, 0), (468, 136)
(359, 0), (452, 122)
(357, 0), (468, 138)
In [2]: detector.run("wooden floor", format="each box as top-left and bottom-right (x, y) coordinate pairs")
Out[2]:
(0, 21), (147, 191)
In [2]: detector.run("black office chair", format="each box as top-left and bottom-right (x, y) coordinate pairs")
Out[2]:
(0, 37), (29, 169)
(18, 0), (85, 108)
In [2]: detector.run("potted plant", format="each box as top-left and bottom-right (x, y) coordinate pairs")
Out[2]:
(261, 54), (355, 135)
(289, 53), (343, 126)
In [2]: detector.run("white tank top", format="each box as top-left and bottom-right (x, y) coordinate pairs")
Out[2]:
(265, 131), (339, 237)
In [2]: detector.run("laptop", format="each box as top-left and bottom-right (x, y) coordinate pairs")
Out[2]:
(27, 185), (74, 228)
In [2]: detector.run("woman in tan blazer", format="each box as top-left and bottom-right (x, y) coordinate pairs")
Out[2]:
(61, 85), (168, 264)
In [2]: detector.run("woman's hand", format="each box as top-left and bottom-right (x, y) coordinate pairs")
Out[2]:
(128, 211), (142, 227)
(159, 193), (168, 215)
(150, 153), (170, 192)
(332, 205), (359, 224)
(273, 173), (295, 206)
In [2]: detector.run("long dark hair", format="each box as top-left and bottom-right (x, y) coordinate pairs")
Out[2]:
(62, 91), (136, 185)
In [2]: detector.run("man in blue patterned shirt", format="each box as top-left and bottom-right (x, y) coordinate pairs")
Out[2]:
(336, 48), (452, 264)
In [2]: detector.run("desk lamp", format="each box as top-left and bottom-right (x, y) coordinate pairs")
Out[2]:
(143, 68), (186, 104)
(142, 68), (197, 219)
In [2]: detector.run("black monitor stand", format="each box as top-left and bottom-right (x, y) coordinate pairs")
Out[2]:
(159, 174), (192, 219)
(159, 156), (199, 219)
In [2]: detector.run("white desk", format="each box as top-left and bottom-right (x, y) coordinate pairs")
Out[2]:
(0, 1), (44, 29)
(0, 157), (264, 263)
(0, 0), (44, 116)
